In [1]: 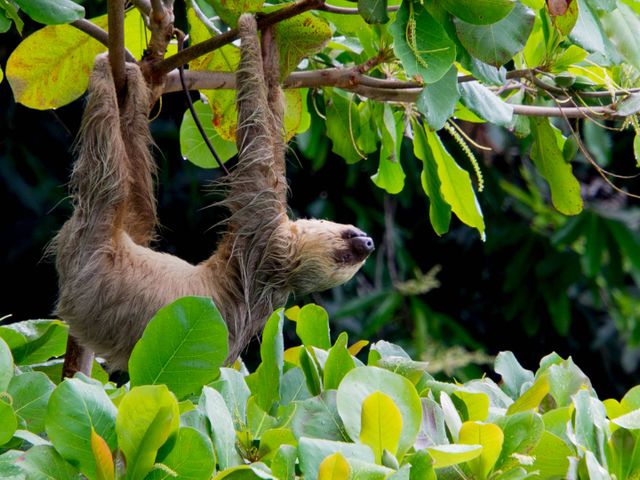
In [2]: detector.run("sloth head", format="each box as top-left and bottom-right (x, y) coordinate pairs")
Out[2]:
(284, 219), (374, 295)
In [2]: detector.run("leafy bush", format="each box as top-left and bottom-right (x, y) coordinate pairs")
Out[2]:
(2, 297), (640, 479)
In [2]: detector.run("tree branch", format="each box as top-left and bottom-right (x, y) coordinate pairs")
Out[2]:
(130, 0), (151, 16)
(107, 0), (126, 93)
(71, 19), (136, 62)
(153, 0), (325, 77)
(164, 69), (623, 118)
(319, 3), (400, 13)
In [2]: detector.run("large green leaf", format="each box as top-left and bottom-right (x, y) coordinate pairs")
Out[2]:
(326, 90), (365, 164)
(210, 367), (251, 430)
(459, 82), (513, 127)
(246, 310), (284, 414)
(336, 366), (422, 457)
(276, 13), (332, 78)
(529, 431), (573, 477)
(180, 100), (238, 169)
(199, 386), (243, 469)
(291, 391), (349, 441)
(129, 296), (228, 399)
(296, 304), (331, 349)
(440, 0), (516, 24)
(390, 2), (456, 83)
(298, 437), (374, 479)
(6, 9), (147, 109)
(205, 0), (262, 26)
(495, 411), (544, 470)
(0, 319), (67, 365)
(0, 398), (17, 445)
(15, 0), (84, 25)
(454, 3), (535, 67)
(147, 427), (215, 480)
(459, 421), (504, 480)
(0, 337), (13, 391)
(358, 0), (389, 24)
(272, 445), (297, 480)
(116, 385), (180, 480)
(601, 3), (640, 72)
(45, 377), (117, 479)
(7, 371), (54, 433)
(17, 445), (80, 479)
(606, 428), (640, 480)
(324, 332), (356, 390)
(416, 66), (460, 131)
(529, 118), (583, 215)
(424, 128), (485, 238)
(413, 120), (452, 235)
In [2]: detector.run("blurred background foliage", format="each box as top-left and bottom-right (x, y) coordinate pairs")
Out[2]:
(2, 0), (640, 397)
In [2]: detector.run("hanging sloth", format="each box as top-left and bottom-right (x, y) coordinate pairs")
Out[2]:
(53, 14), (374, 371)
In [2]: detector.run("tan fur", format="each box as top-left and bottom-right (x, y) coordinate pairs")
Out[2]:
(53, 15), (373, 371)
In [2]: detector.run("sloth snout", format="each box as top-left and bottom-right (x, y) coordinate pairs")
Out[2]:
(350, 235), (375, 259)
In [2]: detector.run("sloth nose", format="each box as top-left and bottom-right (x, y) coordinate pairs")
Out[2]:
(350, 235), (375, 257)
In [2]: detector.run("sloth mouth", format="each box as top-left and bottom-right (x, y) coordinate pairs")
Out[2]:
(335, 229), (375, 265)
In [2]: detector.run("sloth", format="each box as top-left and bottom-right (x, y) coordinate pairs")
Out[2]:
(53, 14), (374, 371)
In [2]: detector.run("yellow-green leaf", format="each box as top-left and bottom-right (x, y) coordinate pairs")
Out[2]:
(424, 127), (485, 239)
(507, 374), (550, 414)
(454, 391), (490, 421)
(348, 340), (369, 356)
(359, 391), (403, 463)
(90, 428), (115, 480)
(530, 117), (583, 215)
(318, 452), (352, 480)
(7, 9), (149, 110)
(459, 421), (504, 480)
(426, 444), (482, 468)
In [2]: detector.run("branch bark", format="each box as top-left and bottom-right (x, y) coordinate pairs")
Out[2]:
(107, 0), (126, 93)
(164, 69), (623, 118)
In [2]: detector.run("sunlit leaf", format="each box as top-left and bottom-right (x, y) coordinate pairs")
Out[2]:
(440, 0), (516, 24)
(91, 429), (114, 480)
(426, 443), (482, 468)
(15, 0), (84, 25)
(318, 452), (352, 479)
(359, 391), (403, 462)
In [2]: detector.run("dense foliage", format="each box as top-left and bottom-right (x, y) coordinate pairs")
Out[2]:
(3, 298), (640, 479)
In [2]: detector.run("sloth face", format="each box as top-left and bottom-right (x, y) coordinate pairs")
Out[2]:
(286, 219), (374, 295)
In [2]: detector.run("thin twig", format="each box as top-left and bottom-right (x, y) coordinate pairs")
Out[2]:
(107, 0), (126, 93)
(187, 0), (219, 35)
(153, 0), (324, 77)
(176, 31), (229, 174)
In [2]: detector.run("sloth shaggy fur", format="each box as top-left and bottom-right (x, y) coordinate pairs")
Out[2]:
(53, 15), (374, 371)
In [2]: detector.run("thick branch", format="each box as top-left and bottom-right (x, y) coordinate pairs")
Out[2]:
(130, 0), (151, 16)
(153, 0), (325, 77)
(107, 0), (126, 93)
(164, 69), (622, 118)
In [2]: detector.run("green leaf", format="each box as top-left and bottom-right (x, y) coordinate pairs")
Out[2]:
(15, 0), (84, 25)
(0, 398), (17, 445)
(529, 117), (583, 215)
(324, 332), (356, 390)
(416, 66), (460, 131)
(116, 385), (180, 480)
(300, 347), (323, 396)
(280, 367), (312, 405)
(372, 104), (405, 194)
(337, 366), (422, 457)
(198, 386), (243, 469)
(529, 432), (573, 477)
(6, 9), (148, 109)
(506, 374), (550, 414)
(495, 411), (544, 470)
(146, 427), (215, 480)
(129, 296), (228, 399)
(258, 428), (297, 461)
(205, 0), (262, 26)
(246, 309), (284, 413)
(7, 371), (54, 433)
(454, 391), (490, 421)
(0, 337), (13, 391)
(600, 3), (640, 72)
(210, 367), (251, 430)
(276, 13), (332, 78)
(634, 133), (640, 166)
(454, 3), (535, 67)
(359, 391), (403, 463)
(573, 389), (607, 457)
(326, 90), (364, 164)
(180, 100), (237, 169)
(413, 120), (452, 235)
(298, 437), (374, 479)
(0, 319), (68, 365)
(459, 421), (504, 480)
(426, 444), (483, 468)
(551, 0), (579, 35)
(459, 82), (514, 127)
(0, 10), (11, 33)
(271, 445), (297, 480)
(296, 304), (331, 349)
(318, 452), (352, 479)
(494, 351), (534, 399)
(606, 428), (640, 480)
(390, 2), (457, 83)
(358, 0), (389, 23)
(616, 93), (640, 116)
(91, 429), (114, 480)
(547, 358), (590, 407)
(424, 128), (485, 239)
(45, 377), (117, 479)
(18, 445), (80, 479)
(612, 409), (640, 429)
(291, 391), (348, 441)
(247, 396), (277, 438)
(440, 0), (516, 24)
